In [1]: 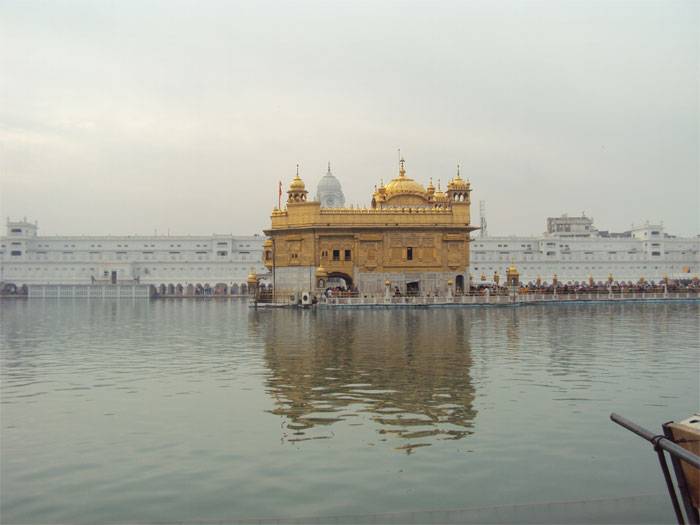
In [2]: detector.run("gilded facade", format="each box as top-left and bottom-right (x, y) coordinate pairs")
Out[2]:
(263, 159), (477, 295)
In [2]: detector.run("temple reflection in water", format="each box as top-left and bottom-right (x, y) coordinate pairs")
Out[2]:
(254, 308), (478, 453)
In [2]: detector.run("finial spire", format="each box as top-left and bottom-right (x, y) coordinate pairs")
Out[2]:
(296, 163), (299, 177)
(327, 161), (331, 173)
(399, 157), (406, 177)
(457, 163), (461, 178)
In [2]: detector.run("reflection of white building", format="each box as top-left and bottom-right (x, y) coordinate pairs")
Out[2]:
(469, 214), (700, 284)
(315, 162), (345, 208)
(1, 218), (266, 292)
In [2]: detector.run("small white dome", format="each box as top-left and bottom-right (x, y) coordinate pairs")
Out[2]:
(316, 162), (345, 208)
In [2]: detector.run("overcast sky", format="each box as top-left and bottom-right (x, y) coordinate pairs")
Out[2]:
(1, 0), (698, 238)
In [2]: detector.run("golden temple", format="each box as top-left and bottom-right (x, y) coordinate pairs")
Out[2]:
(263, 159), (478, 296)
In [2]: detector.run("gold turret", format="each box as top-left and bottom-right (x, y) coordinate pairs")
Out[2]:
(247, 271), (258, 286)
(426, 178), (435, 197)
(447, 164), (470, 203)
(506, 263), (519, 287)
(433, 180), (449, 207)
(287, 165), (308, 203)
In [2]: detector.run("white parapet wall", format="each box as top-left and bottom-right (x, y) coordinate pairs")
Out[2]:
(28, 284), (152, 299)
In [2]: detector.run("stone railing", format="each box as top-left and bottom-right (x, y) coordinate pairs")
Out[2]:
(320, 290), (699, 307)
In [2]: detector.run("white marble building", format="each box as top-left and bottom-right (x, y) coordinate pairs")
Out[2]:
(3, 212), (697, 293)
(1, 218), (267, 294)
(470, 214), (699, 284)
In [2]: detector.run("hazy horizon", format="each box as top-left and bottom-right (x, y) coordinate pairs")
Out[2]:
(1, 0), (698, 238)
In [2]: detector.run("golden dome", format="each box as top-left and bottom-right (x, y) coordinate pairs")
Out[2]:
(246, 271), (258, 285)
(384, 158), (426, 197)
(506, 263), (518, 275)
(385, 177), (426, 196)
(263, 239), (273, 248)
(426, 178), (435, 194)
(289, 174), (306, 192)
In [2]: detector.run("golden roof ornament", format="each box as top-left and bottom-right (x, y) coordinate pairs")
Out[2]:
(433, 179), (448, 203)
(289, 164), (306, 191)
(448, 163), (469, 191)
(287, 164), (308, 202)
(383, 157), (427, 197)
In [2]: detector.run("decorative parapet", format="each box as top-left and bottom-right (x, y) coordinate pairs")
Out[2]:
(319, 207), (453, 215)
(272, 207), (456, 217)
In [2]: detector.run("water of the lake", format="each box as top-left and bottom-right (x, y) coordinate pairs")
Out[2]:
(1, 299), (698, 524)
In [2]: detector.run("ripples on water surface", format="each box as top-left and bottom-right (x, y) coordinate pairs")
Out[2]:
(1, 299), (698, 523)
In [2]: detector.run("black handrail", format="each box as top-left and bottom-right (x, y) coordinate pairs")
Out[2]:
(611, 413), (700, 525)
(611, 413), (700, 469)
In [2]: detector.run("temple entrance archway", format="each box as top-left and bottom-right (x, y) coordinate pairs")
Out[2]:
(456, 275), (465, 293)
(327, 272), (353, 290)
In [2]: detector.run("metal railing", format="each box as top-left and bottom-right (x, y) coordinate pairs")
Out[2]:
(611, 413), (700, 525)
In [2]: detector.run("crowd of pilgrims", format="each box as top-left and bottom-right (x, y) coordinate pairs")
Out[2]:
(478, 277), (700, 295)
(323, 278), (700, 298)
